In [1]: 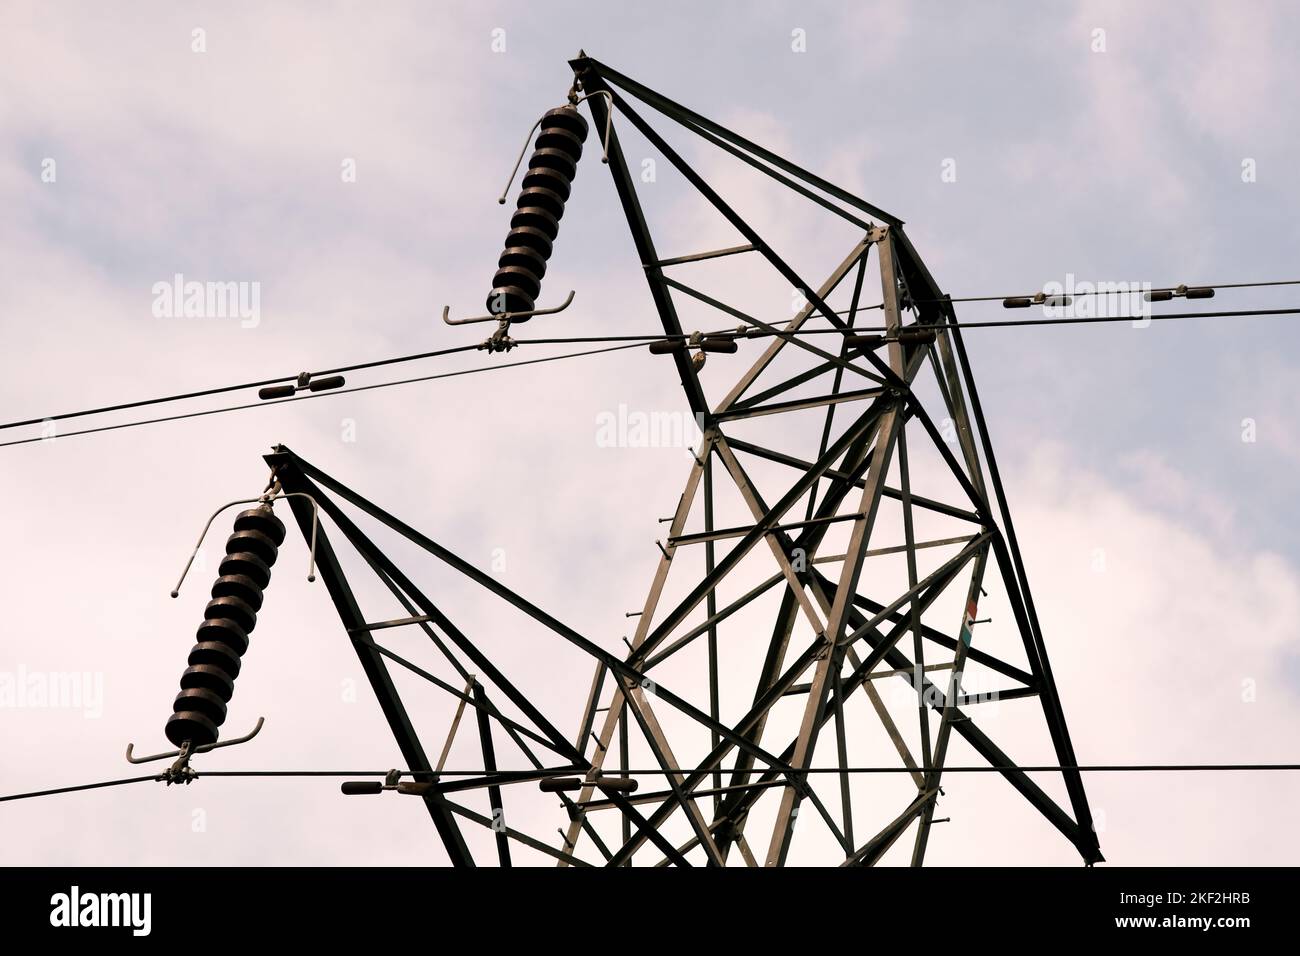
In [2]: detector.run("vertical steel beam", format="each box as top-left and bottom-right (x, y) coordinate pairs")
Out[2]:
(575, 66), (709, 419)
(897, 427), (933, 777)
(806, 248), (872, 521)
(762, 230), (906, 865)
(270, 457), (475, 868)
(911, 547), (990, 865)
(704, 453), (722, 814)
(950, 322), (1102, 863)
(473, 682), (511, 867)
(558, 450), (715, 862)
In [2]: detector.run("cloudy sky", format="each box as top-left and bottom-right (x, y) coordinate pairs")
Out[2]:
(2, 1), (1298, 866)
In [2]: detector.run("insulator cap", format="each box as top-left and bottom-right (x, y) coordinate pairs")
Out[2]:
(211, 574), (264, 612)
(225, 529), (279, 566)
(540, 105), (589, 140)
(165, 710), (219, 748)
(233, 507), (286, 545)
(510, 206), (560, 241)
(846, 334), (885, 349)
(700, 337), (738, 354)
(396, 782), (435, 796)
(172, 687), (228, 726)
(188, 641), (242, 678)
(204, 595), (258, 634)
(515, 185), (567, 220)
(897, 328), (937, 345)
(224, 533), (278, 570)
(525, 147), (578, 182)
(307, 375), (346, 392)
(485, 287), (536, 317)
(522, 167), (572, 201)
(535, 126), (585, 162)
(503, 225), (553, 260)
(219, 551), (271, 590)
(491, 265), (542, 301)
(195, 617), (250, 657)
(498, 245), (549, 279)
(180, 664), (236, 702)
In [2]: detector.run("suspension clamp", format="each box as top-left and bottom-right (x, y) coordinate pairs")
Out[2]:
(162, 742), (198, 786)
(480, 318), (519, 354)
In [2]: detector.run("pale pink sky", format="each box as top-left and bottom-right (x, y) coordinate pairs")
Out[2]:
(1, 1), (1298, 865)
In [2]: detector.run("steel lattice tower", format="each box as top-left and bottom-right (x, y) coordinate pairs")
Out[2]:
(258, 55), (1102, 866)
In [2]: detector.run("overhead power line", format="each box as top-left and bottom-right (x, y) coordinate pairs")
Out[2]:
(0, 342), (647, 450)
(514, 304), (1300, 344)
(906, 305), (1300, 331)
(4, 762), (1298, 803)
(0, 773), (160, 803)
(4, 302), (1300, 452)
(202, 763), (1300, 775)
(923, 277), (1300, 305)
(0, 341), (484, 433)
(7, 273), (1298, 435)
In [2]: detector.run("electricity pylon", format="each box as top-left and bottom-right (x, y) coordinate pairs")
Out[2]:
(556, 55), (1102, 866)
(270, 55), (1101, 867)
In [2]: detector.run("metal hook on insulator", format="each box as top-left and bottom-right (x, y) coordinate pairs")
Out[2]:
(496, 90), (614, 205)
(126, 716), (265, 766)
(573, 90), (614, 164)
(170, 492), (321, 598)
(442, 288), (575, 329)
(496, 115), (547, 207)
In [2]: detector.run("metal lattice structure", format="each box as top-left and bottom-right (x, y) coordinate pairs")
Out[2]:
(257, 55), (1103, 867)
